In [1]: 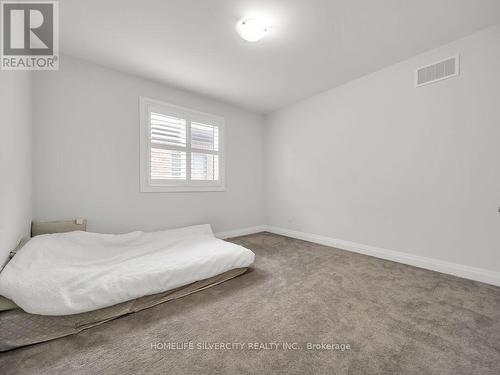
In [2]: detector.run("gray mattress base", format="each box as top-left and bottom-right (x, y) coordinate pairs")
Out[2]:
(0, 268), (248, 352)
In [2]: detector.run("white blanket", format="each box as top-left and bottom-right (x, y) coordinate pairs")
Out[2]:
(0, 225), (254, 316)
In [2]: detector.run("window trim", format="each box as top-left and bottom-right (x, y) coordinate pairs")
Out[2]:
(140, 96), (226, 192)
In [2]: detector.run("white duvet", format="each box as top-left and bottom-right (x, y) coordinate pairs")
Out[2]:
(0, 224), (254, 316)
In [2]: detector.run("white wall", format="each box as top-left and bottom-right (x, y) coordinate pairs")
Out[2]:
(28, 26), (500, 280)
(33, 56), (264, 234)
(265, 25), (500, 274)
(0, 71), (32, 268)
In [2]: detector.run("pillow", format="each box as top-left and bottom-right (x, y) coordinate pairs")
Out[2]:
(0, 220), (87, 312)
(6, 220), (86, 263)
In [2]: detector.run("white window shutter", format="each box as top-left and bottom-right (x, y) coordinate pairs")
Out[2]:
(150, 112), (186, 147)
(140, 97), (225, 192)
(191, 122), (219, 151)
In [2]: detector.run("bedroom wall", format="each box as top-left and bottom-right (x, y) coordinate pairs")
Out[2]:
(0, 71), (32, 268)
(264, 25), (500, 274)
(32, 56), (264, 235)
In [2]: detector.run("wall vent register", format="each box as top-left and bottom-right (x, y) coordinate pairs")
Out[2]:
(416, 56), (459, 87)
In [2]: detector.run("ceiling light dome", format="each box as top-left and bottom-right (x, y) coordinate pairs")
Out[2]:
(236, 18), (270, 42)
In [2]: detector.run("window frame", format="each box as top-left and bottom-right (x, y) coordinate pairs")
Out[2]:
(140, 96), (226, 192)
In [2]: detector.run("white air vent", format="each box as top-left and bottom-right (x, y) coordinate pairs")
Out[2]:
(416, 56), (459, 87)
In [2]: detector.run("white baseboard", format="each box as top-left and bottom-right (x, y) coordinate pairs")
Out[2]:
(260, 226), (500, 287)
(215, 225), (267, 240)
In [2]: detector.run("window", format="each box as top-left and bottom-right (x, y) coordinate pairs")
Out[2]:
(140, 97), (225, 192)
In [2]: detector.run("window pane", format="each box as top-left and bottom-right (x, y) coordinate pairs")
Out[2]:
(191, 153), (219, 181)
(191, 122), (218, 151)
(151, 148), (186, 180)
(150, 112), (186, 147)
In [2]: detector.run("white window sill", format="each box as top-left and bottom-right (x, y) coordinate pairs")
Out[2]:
(140, 184), (226, 193)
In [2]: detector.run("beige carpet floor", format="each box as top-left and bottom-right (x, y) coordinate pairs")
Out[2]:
(1, 232), (499, 374)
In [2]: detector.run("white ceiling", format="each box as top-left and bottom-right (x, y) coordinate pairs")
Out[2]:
(60, 0), (500, 114)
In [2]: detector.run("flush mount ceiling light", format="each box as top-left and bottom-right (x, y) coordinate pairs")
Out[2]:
(236, 18), (270, 42)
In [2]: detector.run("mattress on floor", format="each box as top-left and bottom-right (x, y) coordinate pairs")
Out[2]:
(0, 267), (248, 352)
(0, 224), (255, 315)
